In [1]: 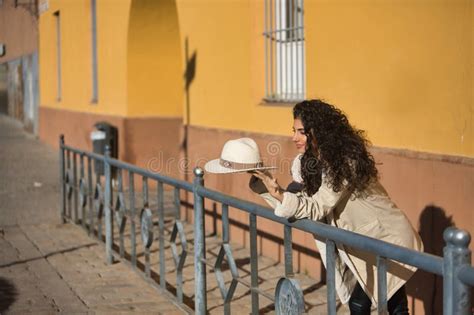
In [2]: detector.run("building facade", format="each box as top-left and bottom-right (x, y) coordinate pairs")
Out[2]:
(38, 1), (473, 313)
(0, 0), (40, 134)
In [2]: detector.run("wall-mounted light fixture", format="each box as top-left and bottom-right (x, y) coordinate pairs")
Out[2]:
(0, 44), (6, 57)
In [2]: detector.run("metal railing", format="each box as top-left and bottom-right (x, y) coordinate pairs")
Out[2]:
(59, 135), (474, 314)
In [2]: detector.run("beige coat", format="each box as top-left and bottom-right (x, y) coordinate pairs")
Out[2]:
(255, 174), (423, 304)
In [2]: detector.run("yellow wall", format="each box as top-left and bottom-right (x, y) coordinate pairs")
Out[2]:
(306, 0), (473, 157)
(176, 0), (292, 132)
(40, 0), (182, 118)
(39, 0), (473, 157)
(39, 0), (131, 116)
(127, 0), (183, 117)
(177, 0), (473, 158)
(39, 1), (58, 106)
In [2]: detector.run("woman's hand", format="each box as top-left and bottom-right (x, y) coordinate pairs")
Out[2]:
(251, 170), (284, 202)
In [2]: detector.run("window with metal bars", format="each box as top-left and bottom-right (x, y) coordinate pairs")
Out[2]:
(264, 0), (305, 102)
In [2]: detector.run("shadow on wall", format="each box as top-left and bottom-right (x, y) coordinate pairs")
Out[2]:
(182, 36), (197, 162)
(182, 37), (197, 222)
(0, 277), (18, 312)
(407, 205), (454, 315)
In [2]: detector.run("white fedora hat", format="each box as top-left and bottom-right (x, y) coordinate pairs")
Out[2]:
(204, 138), (276, 174)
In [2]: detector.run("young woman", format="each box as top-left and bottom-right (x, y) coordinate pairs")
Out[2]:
(250, 99), (423, 315)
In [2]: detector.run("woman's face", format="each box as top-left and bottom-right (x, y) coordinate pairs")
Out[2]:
(292, 118), (307, 153)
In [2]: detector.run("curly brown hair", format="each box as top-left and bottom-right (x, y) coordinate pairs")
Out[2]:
(293, 99), (378, 196)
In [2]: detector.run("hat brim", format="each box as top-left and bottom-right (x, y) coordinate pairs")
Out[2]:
(204, 159), (277, 174)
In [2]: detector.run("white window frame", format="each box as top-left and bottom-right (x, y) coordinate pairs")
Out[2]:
(264, 0), (305, 102)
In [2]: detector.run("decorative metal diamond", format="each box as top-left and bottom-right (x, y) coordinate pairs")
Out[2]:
(214, 243), (239, 302)
(170, 221), (187, 271)
(140, 208), (153, 248)
(114, 192), (127, 232)
(93, 183), (104, 219)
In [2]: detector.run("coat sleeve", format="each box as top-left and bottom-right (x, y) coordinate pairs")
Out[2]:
(259, 192), (282, 209)
(274, 177), (349, 220)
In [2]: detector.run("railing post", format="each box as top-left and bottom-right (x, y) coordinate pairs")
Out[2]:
(80, 153), (85, 228)
(129, 171), (137, 268)
(326, 240), (337, 315)
(158, 181), (166, 289)
(193, 167), (207, 314)
(284, 225), (294, 277)
(59, 135), (66, 223)
(249, 213), (259, 314)
(73, 152), (78, 223)
(443, 227), (472, 315)
(104, 145), (114, 265)
(87, 156), (93, 236)
(66, 150), (71, 218)
(376, 256), (388, 314)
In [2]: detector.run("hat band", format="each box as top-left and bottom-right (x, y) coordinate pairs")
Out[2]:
(219, 159), (263, 170)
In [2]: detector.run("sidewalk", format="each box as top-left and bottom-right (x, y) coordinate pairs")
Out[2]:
(0, 115), (186, 314)
(0, 114), (350, 314)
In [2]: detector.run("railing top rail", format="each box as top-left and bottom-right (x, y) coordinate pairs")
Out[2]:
(62, 144), (194, 192)
(108, 156), (194, 191)
(195, 185), (444, 276)
(63, 144), (103, 160)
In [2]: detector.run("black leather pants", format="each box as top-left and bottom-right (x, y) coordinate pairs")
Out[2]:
(348, 283), (409, 315)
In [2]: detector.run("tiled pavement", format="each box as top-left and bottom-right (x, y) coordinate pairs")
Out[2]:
(0, 224), (185, 314)
(0, 115), (185, 314)
(0, 114), (350, 314)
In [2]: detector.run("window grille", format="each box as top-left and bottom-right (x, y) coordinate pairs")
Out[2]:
(264, 0), (305, 102)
